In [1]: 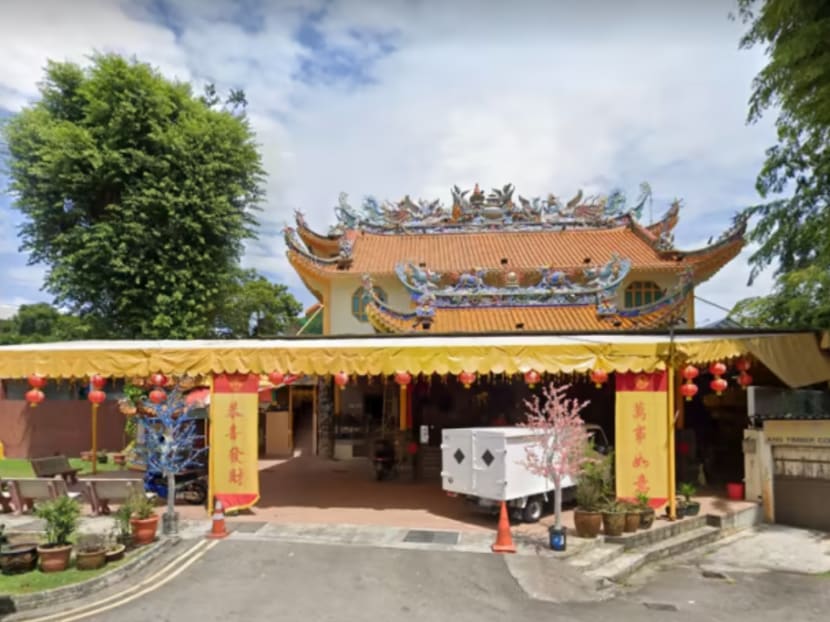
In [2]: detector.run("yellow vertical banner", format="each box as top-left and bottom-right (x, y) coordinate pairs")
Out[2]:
(211, 373), (260, 512)
(615, 371), (669, 507)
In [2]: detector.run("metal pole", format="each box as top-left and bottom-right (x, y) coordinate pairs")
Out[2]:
(91, 403), (98, 475)
(667, 327), (677, 520)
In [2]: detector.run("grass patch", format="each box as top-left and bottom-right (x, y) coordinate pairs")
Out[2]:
(0, 554), (131, 595)
(0, 458), (121, 479)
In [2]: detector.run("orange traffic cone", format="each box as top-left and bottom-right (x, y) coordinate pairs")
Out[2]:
(491, 500), (516, 554)
(207, 500), (228, 539)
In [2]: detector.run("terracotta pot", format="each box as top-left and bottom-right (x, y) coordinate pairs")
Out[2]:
(76, 549), (107, 571)
(113, 454), (126, 466)
(37, 544), (72, 573)
(0, 543), (38, 575)
(602, 511), (625, 537)
(639, 507), (656, 529)
(106, 544), (126, 563)
(573, 510), (603, 538)
(118, 401), (137, 416)
(80, 451), (93, 462)
(130, 516), (159, 546)
(624, 511), (641, 533)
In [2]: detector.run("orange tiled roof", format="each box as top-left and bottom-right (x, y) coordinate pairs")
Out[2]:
(366, 302), (685, 334)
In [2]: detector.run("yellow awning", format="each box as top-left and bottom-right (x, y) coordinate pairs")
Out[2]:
(0, 332), (827, 388)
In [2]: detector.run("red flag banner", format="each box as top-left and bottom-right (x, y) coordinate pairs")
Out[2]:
(614, 372), (669, 507)
(211, 373), (260, 512)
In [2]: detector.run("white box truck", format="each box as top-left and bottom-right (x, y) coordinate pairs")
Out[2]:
(440, 425), (610, 523)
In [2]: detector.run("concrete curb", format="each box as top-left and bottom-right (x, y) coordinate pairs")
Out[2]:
(0, 537), (180, 616)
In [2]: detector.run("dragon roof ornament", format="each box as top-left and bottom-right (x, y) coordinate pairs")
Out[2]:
(329, 182), (655, 235)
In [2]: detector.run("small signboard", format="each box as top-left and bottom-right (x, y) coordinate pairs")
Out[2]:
(420, 425), (429, 444)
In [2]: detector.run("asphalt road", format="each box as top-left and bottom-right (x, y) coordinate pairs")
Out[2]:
(63, 540), (828, 622)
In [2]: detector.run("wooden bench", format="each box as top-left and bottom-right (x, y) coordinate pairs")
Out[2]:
(84, 479), (156, 516)
(7, 478), (82, 515)
(31, 455), (81, 484)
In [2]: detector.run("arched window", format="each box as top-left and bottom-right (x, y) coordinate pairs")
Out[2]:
(624, 281), (664, 308)
(352, 286), (387, 322)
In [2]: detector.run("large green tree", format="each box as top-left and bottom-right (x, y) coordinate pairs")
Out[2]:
(731, 0), (830, 328)
(215, 269), (303, 338)
(2, 53), (271, 338)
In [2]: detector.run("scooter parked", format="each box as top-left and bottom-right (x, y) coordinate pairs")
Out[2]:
(373, 439), (397, 481)
(143, 469), (208, 505)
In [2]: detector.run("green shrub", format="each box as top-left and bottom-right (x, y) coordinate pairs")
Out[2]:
(35, 497), (81, 547)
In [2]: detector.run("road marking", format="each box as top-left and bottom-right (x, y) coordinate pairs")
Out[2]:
(22, 539), (219, 622)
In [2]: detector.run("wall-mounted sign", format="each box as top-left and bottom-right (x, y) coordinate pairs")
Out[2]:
(764, 419), (830, 447)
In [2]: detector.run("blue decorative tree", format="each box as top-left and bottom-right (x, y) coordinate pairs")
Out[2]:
(134, 388), (208, 534)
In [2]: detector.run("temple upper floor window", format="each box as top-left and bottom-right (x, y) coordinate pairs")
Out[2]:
(352, 286), (387, 322)
(624, 281), (664, 308)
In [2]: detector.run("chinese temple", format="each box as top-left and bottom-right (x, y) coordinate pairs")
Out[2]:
(284, 183), (747, 335)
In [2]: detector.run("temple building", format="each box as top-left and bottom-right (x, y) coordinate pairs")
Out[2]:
(284, 183), (747, 335)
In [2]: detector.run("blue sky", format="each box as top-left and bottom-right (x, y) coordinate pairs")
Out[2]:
(0, 0), (777, 324)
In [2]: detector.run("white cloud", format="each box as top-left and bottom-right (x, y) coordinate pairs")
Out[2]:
(0, 0), (780, 320)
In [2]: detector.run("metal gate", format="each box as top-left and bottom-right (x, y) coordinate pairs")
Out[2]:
(773, 445), (830, 532)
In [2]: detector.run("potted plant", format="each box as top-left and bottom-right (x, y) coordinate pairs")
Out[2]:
(75, 533), (107, 570)
(127, 489), (158, 546)
(637, 492), (655, 529)
(573, 476), (604, 538)
(1, 524), (39, 575)
(113, 504), (133, 548)
(80, 450), (94, 462)
(622, 500), (641, 533)
(35, 496), (80, 572)
(601, 499), (626, 537)
(97, 450), (109, 465)
(112, 453), (127, 466)
(105, 529), (126, 563)
(679, 482), (700, 516)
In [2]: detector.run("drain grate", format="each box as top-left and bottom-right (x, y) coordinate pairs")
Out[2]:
(228, 521), (267, 534)
(403, 530), (460, 545)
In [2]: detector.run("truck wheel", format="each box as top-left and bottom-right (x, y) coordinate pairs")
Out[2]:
(522, 496), (544, 523)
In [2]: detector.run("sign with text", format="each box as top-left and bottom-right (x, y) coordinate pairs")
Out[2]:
(212, 373), (260, 512)
(764, 419), (830, 447)
(614, 372), (669, 506)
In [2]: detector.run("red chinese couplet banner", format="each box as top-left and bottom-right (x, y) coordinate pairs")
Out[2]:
(211, 373), (260, 512)
(614, 372), (669, 507)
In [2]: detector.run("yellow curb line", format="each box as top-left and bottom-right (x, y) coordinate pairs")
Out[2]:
(22, 539), (218, 622)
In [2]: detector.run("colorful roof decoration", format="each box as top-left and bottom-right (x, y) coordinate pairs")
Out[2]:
(285, 183), (747, 333)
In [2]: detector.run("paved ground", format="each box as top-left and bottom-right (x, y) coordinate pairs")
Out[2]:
(36, 535), (822, 622)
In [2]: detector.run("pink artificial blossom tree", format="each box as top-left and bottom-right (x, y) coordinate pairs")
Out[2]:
(521, 383), (595, 531)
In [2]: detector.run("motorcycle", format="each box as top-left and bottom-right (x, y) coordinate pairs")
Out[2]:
(372, 438), (397, 481)
(143, 469), (208, 505)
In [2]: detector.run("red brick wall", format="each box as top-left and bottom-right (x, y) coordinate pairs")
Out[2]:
(0, 400), (126, 459)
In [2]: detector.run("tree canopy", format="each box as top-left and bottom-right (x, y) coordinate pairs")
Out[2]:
(0, 303), (94, 344)
(1, 53), (291, 338)
(731, 0), (830, 328)
(215, 269), (303, 337)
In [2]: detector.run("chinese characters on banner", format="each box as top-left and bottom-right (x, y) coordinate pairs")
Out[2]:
(614, 372), (669, 506)
(212, 373), (260, 512)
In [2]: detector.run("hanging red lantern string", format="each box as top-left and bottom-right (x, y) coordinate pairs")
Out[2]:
(738, 371), (753, 390)
(150, 373), (167, 388)
(149, 388), (167, 404)
(268, 371), (285, 386)
(681, 365), (699, 382)
(28, 373), (46, 390)
(88, 388), (107, 405)
(25, 388), (45, 408)
(709, 362), (727, 378)
(394, 371), (412, 389)
(710, 377), (728, 396)
(735, 358), (751, 373)
(590, 369), (608, 389)
(90, 374), (107, 390)
(458, 370), (476, 389)
(334, 371), (349, 390)
(680, 382), (698, 401)
(523, 370), (541, 388)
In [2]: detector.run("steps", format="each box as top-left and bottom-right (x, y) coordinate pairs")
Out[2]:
(567, 543), (625, 572)
(585, 525), (721, 587)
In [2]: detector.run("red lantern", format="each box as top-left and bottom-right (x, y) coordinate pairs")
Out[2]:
(681, 365), (699, 382)
(25, 388), (45, 408)
(88, 389), (107, 405)
(334, 371), (348, 390)
(458, 371), (476, 389)
(710, 377), (728, 396)
(680, 382), (699, 402)
(149, 388), (167, 404)
(90, 374), (107, 390)
(590, 369), (608, 389)
(28, 373), (46, 390)
(738, 371), (753, 390)
(523, 370), (541, 388)
(268, 371), (285, 386)
(394, 371), (412, 388)
(150, 373), (167, 387)
(709, 362), (727, 377)
(735, 358), (751, 373)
